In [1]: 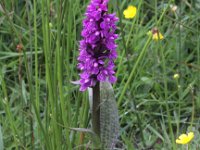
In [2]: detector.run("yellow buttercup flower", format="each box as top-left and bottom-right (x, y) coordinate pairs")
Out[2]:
(152, 32), (164, 40)
(148, 28), (164, 41)
(176, 132), (194, 145)
(123, 5), (137, 19)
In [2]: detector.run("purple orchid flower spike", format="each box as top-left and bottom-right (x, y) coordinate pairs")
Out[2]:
(77, 0), (118, 91)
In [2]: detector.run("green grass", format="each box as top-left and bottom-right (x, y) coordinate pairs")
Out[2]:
(0, 0), (200, 149)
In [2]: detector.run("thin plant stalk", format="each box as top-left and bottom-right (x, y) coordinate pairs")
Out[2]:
(160, 44), (176, 150)
(92, 82), (101, 138)
(118, 36), (152, 106)
(1, 79), (20, 150)
(92, 82), (102, 149)
(155, 1), (176, 149)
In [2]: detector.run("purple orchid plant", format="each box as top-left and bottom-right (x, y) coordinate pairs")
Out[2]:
(77, 0), (118, 91)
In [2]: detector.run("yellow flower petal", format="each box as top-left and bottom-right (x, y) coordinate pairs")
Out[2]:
(152, 32), (164, 40)
(188, 132), (194, 140)
(176, 139), (183, 144)
(179, 134), (187, 140)
(123, 5), (137, 19)
(176, 132), (194, 145)
(147, 28), (164, 41)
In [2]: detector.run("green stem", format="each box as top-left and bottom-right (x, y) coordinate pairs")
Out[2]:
(1, 79), (20, 149)
(22, 48), (51, 150)
(92, 82), (101, 145)
(116, 0), (127, 58)
(115, 1), (143, 89)
(118, 36), (152, 106)
(160, 44), (176, 150)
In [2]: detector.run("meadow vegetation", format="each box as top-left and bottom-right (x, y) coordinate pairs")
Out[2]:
(0, 0), (200, 149)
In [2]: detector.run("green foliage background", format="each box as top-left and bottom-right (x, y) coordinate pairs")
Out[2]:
(0, 0), (200, 149)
